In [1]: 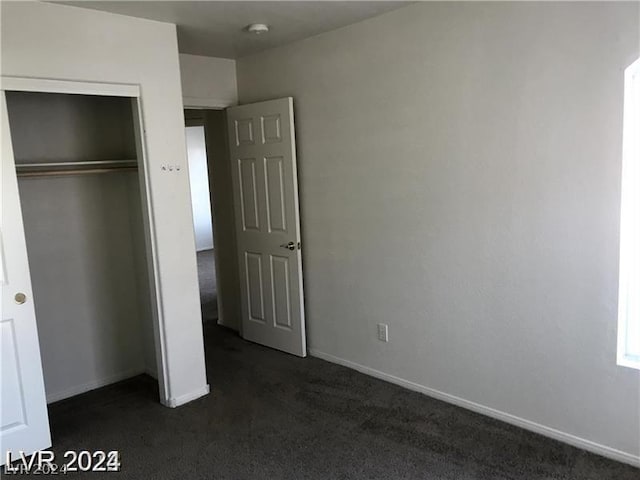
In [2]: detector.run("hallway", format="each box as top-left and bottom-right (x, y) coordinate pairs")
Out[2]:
(197, 249), (217, 322)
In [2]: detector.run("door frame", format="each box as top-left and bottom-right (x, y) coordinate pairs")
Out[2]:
(184, 113), (228, 328)
(0, 75), (170, 405)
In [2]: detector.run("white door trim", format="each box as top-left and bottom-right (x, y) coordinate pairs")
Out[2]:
(183, 96), (233, 110)
(1, 76), (140, 98)
(0, 75), (169, 406)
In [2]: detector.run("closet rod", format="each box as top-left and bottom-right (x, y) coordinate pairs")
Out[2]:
(16, 159), (137, 169)
(16, 166), (138, 178)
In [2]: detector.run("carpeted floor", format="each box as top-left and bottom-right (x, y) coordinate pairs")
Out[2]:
(45, 324), (638, 479)
(197, 248), (218, 322)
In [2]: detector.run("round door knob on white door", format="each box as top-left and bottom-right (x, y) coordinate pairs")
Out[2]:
(14, 292), (27, 304)
(280, 242), (296, 251)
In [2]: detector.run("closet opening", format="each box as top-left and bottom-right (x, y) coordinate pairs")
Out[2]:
(5, 90), (163, 406)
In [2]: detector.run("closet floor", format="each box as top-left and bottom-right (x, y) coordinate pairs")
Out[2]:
(197, 248), (218, 322)
(45, 323), (638, 480)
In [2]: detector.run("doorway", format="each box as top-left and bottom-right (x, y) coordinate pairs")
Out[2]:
(183, 99), (307, 352)
(185, 121), (218, 323)
(184, 109), (241, 331)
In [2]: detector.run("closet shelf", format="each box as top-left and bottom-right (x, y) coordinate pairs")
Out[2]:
(16, 159), (138, 177)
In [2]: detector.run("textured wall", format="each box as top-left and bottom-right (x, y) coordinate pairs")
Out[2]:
(180, 53), (237, 108)
(237, 2), (640, 459)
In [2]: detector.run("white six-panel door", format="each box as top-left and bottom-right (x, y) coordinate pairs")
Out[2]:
(226, 98), (306, 357)
(0, 93), (51, 463)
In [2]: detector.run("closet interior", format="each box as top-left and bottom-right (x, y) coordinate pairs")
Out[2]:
(5, 91), (159, 404)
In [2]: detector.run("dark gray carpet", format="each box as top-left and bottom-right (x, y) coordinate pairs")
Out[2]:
(46, 324), (638, 479)
(197, 248), (218, 322)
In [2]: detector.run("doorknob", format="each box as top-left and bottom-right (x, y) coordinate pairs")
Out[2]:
(280, 242), (296, 251)
(14, 292), (27, 305)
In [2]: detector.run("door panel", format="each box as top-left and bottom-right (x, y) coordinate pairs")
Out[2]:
(238, 158), (260, 231)
(234, 118), (255, 146)
(1, 319), (27, 428)
(270, 255), (292, 330)
(0, 93), (51, 463)
(245, 252), (266, 324)
(265, 156), (287, 233)
(227, 98), (306, 357)
(261, 115), (281, 144)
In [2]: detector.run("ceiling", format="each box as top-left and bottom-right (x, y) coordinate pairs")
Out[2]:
(58, 1), (410, 59)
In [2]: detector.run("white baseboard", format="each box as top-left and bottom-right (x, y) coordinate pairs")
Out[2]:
(308, 348), (640, 468)
(164, 384), (210, 408)
(46, 368), (145, 404)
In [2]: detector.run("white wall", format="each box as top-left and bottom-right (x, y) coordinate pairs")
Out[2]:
(18, 173), (149, 402)
(180, 53), (237, 108)
(237, 2), (640, 463)
(1, 1), (208, 407)
(186, 125), (214, 251)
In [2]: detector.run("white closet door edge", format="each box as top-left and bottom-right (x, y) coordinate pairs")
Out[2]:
(1, 76), (140, 98)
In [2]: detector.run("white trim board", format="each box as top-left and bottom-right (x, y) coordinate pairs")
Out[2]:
(1, 76), (139, 97)
(165, 384), (210, 408)
(46, 369), (145, 404)
(308, 348), (640, 468)
(183, 95), (233, 109)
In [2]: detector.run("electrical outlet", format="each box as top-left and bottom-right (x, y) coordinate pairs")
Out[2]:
(377, 323), (389, 342)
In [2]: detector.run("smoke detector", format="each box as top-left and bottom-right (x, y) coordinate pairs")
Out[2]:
(245, 23), (270, 35)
